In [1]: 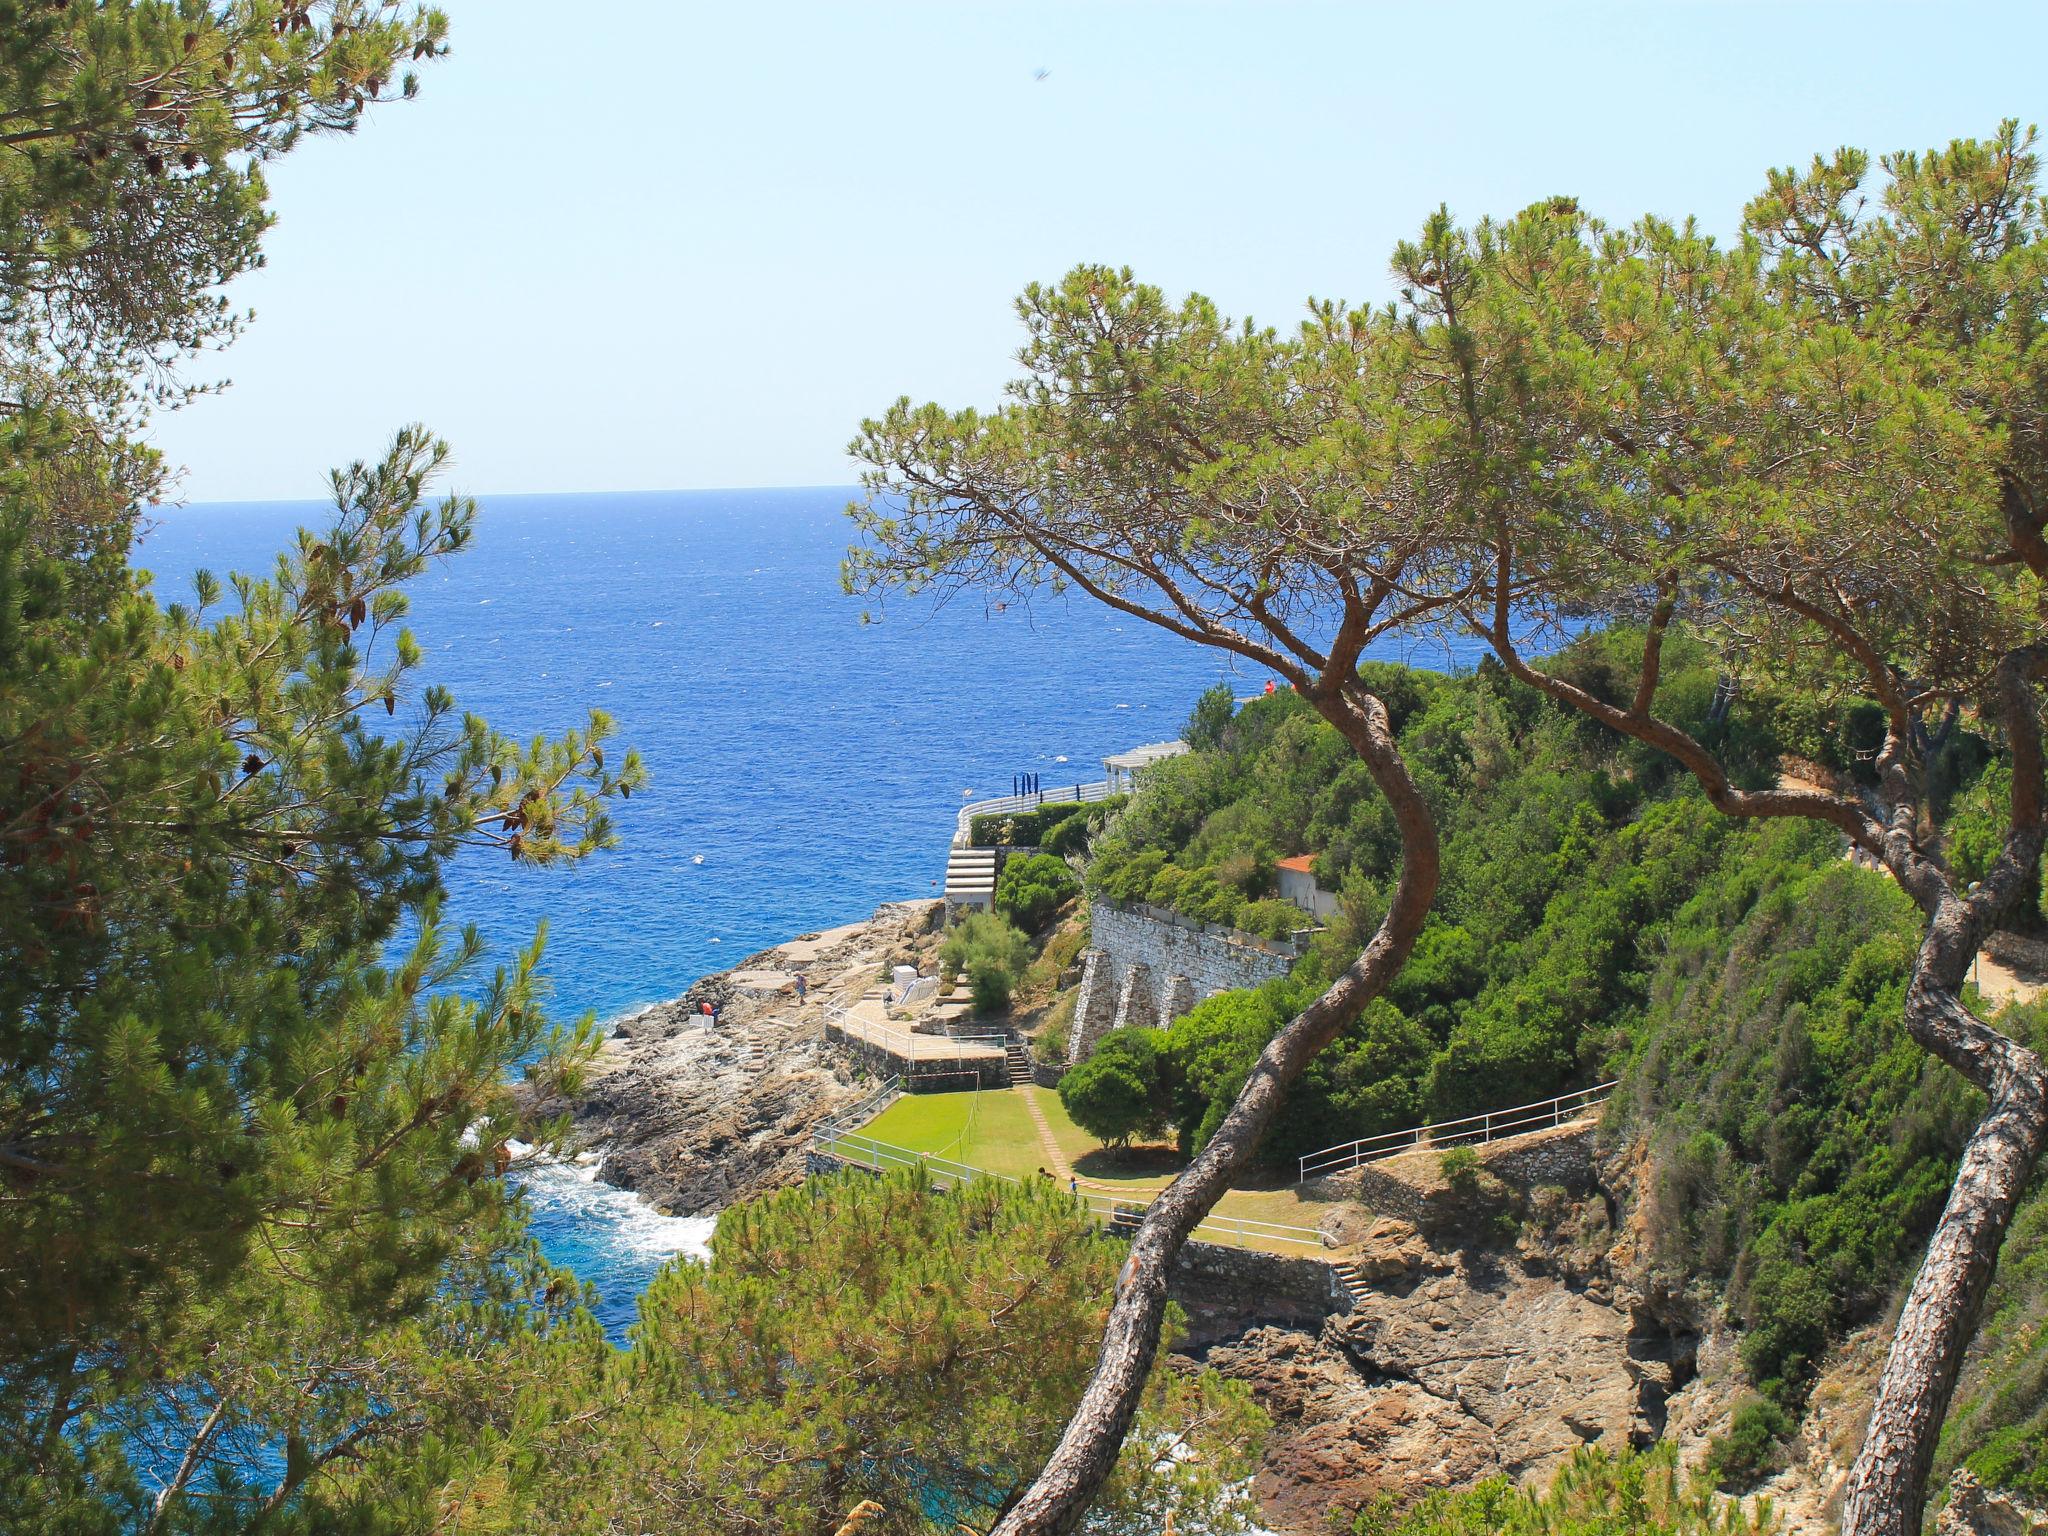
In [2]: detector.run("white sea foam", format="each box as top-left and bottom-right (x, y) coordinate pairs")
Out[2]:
(598, 1001), (664, 1039)
(518, 1153), (715, 1263)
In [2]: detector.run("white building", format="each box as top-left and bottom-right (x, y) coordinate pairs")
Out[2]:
(1102, 740), (1188, 794)
(1275, 854), (1341, 921)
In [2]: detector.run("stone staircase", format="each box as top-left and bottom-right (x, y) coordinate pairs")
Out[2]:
(943, 846), (997, 909)
(1329, 1258), (1370, 1304)
(1005, 1042), (1033, 1086)
(738, 1036), (767, 1072)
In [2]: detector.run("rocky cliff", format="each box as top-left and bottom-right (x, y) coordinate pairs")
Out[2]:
(1184, 1124), (1874, 1532)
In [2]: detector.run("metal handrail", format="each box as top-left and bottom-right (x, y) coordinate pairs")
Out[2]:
(810, 1127), (1328, 1251)
(814, 1076), (904, 1140)
(1296, 1080), (1620, 1182)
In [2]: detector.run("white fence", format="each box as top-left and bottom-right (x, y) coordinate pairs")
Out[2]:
(811, 1125), (1328, 1252)
(1295, 1080), (1619, 1182)
(814, 1076), (904, 1142)
(954, 779), (1117, 847)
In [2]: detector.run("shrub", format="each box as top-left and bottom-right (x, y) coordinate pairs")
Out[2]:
(1183, 681), (1235, 751)
(971, 796), (1128, 849)
(939, 913), (1033, 1015)
(1438, 1145), (1482, 1193)
(1705, 1397), (1795, 1490)
(996, 852), (1079, 932)
(1042, 810), (1094, 857)
(1237, 898), (1310, 940)
(1097, 846), (1168, 903)
(1353, 1443), (1778, 1534)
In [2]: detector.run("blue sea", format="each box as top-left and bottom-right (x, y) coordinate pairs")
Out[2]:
(137, 487), (1490, 1337)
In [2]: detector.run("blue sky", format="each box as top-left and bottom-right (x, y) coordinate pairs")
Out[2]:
(150, 1), (2048, 502)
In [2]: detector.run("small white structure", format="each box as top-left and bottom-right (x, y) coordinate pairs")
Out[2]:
(1102, 740), (1189, 794)
(1275, 854), (1341, 921)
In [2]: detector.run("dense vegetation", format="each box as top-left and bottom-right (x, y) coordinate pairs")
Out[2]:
(452, 1170), (1266, 1536)
(1073, 641), (1779, 1164)
(1067, 642), (2048, 1491)
(1351, 1445), (1777, 1536)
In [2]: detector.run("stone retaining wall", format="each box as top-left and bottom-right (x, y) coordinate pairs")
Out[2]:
(1986, 929), (2048, 973)
(1309, 1122), (1601, 1229)
(1168, 1239), (1351, 1345)
(822, 1026), (1007, 1091)
(1068, 898), (1304, 1064)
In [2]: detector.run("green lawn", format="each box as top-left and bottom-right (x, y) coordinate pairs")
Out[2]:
(852, 1090), (1052, 1181)
(848, 1087), (1332, 1251)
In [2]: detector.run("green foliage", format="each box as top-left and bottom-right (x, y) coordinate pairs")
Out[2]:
(1352, 1444), (1778, 1535)
(1100, 638), (1765, 1164)
(0, 432), (642, 1528)
(1238, 897), (1311, 939)
(996, 850), (1080, 932)
(940, 911), (1033, 1014)
(1706, 1398), (1796, 1491)
(1617, 820), (1975, 1406)
(1184, 680), (1236, 751)
(1, 3), (451, 523)
(453, 1169), (1267, 1535)
(1438, 1146), (1481, 1191)
(1060, 1028), (1172, 1147)
(970, 794), (1126, 849)
(0, 15), (670, 1525)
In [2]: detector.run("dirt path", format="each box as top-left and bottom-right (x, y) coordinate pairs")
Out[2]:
(1012, 1084), (1074, 1180)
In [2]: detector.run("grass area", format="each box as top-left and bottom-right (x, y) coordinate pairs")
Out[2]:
(847, 1087), (1331, 1251)
(851, 1090), (1053, 1182)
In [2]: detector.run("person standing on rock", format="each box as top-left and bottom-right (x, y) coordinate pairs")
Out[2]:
(793, 972), (808, 1006)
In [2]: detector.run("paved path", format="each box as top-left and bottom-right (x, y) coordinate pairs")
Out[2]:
(1012, 1083), (1073, 1180)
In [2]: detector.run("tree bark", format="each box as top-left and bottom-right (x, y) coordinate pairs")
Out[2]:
(1841, 892), (2048, 1536)
(987, 683), (1439, 1536)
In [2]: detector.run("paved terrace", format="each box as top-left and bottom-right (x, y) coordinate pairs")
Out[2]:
(821, 989), (1010, 1088)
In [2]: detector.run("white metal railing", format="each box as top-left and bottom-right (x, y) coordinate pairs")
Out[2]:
(814, 1076), (905, 1141)
(810, 1127), (1328, 1251)
(1296, 1080), (1620, 1182)
(954, 779), (1116, 847)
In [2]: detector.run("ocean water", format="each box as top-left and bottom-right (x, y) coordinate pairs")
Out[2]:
(136, 486), (1491, 1337)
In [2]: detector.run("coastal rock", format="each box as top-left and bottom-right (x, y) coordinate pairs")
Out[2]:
(1202, 1255), (1663, 1528)
(1940, 1470), (2048, 1535)
(1195, 1126), (1704, 1532)
(526, 900), (942, 1217)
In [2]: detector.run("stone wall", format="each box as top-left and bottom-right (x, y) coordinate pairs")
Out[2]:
(1985, 928), (2048, 973)
(1069, 898), (1304, 1064)
(1167, 1239), (1351, 1345)
(822, 1025), (1008, 1091)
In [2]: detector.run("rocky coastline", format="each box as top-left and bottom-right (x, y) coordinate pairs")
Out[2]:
(525, 898), (945, 1216)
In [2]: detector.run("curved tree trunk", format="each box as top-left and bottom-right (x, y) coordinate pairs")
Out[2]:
(988, 684), (1439, 1536)
(1841, 904), (2048, 1536)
